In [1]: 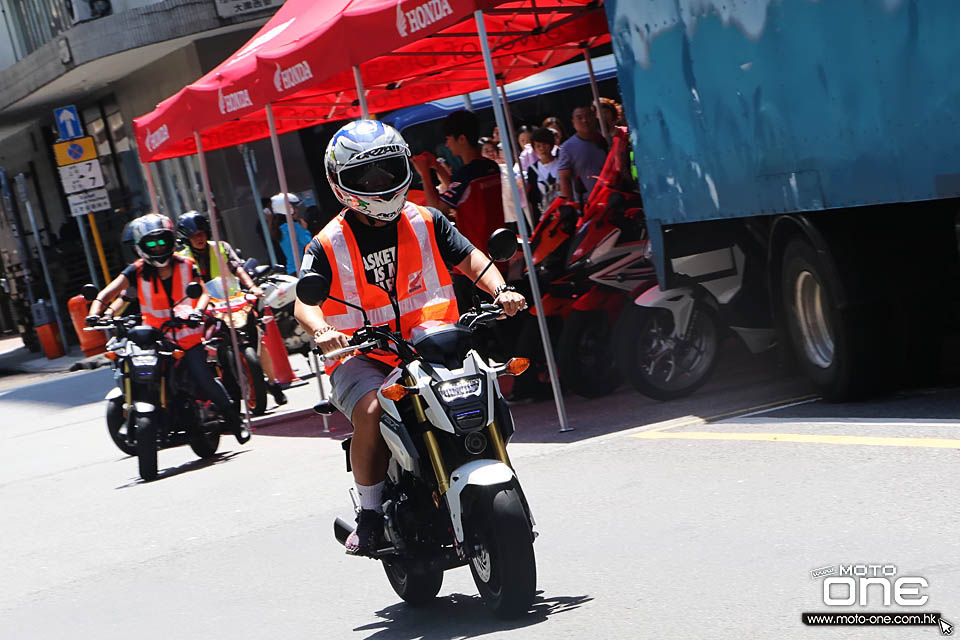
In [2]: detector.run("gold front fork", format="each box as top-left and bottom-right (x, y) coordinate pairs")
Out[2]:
(123, 362), (132, 407)
(406, 374), (450, 494)
(488, 419), (512, 470)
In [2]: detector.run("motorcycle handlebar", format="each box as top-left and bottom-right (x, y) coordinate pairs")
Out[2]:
(316, 341), (378, 362)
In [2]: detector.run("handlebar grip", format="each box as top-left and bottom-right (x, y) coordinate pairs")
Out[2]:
(317, 341), (377, 362)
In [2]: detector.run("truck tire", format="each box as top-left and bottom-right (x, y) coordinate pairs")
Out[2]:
(780, 237), (877, 399)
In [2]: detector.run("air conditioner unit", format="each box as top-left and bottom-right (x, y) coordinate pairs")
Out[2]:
(68, 0), (112, 24)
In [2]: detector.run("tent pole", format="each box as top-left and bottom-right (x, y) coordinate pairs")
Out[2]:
(266, 102), (329, 409)
(265, 103), (301, 274)
(142, 161), (160, 213)
(240, 145), (279, 267)
(583, 47), (609, 142)
(498, 81), (531, 228)
(474, 10), (572, 433)
(194, 131), (252, 433)
(353, 66), (370, 119)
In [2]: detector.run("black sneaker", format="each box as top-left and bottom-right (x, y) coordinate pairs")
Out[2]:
(345, 509), (383, 557)
(269, 382), (288, 406)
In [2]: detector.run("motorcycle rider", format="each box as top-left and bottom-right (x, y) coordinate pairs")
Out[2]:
(271, 193), (313, 275)
(294, 120), (526, 556)
(176, 211), (287, 406)
(86, 213), (250, 444)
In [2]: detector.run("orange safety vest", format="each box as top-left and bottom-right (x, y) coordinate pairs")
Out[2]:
(317, 203), (459, 374)
(136, 256), (204, 349)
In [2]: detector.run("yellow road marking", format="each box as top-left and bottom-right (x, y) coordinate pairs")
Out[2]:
(631, 431), (960, 449)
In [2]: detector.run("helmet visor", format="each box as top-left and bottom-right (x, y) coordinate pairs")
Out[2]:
(338, 156), (410, 195)
(141, 231), (174, 256)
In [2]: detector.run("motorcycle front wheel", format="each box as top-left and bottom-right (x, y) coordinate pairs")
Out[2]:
(106, 397), (136, 456)
(467, 487), (536, 618)
(615, 303), (719, 401)
(382, 560), (444, 606)
(134, 415), (158, 481)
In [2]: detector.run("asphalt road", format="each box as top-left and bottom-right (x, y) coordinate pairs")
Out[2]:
(2, 351), (958, 639)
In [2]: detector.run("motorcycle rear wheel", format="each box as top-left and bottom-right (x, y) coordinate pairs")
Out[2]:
(615, 303), (719, 401)
(134, 415), (158, 481)
(467, 488), (536, 618)
(382, 560), (444, 606)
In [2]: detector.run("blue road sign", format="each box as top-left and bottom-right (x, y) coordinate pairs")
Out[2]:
(53, 105), (81, 141)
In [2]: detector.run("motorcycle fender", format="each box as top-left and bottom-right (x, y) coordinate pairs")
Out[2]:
(445, 459), (517, 543)
(634, 285), (696, 337)
(131, 402), (157, 414)
(571, 287), (624, 321)
(104, 387), (123, 401)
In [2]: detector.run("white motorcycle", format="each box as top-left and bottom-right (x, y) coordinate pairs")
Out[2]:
(613, 240), (776, 400)
(297, 230), (537, 618)
(247, 260), (312, 355)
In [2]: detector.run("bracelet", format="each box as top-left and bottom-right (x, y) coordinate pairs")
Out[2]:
(493, 284), (516, 298)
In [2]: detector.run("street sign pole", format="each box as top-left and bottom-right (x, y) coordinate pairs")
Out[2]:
(17, 174), (71, 355)
(75, 216), (100, 288)
(86, 213), (110, 283)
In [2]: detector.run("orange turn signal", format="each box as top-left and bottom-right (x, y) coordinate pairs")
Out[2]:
(172, 349), (186, 361)
(381, 384), (409, 401)
(504, 357), (530, 375)
(104, 352), (118, 361)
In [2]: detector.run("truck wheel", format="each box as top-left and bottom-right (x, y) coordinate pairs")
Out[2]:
(780, 237), (870, 399)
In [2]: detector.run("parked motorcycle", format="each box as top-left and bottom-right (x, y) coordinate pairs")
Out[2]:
(82, 283), (224, 481)
(204, 278), (268, 415)
(247, 260), (312, 355)
(613, 233), (776, 400)
(298, 230), (537, 618)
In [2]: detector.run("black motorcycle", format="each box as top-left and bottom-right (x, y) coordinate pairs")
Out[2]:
(83, 284), (225, 481)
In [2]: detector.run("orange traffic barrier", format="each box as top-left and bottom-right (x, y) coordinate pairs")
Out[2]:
(36, 322), (64, 359)
(68, 294), (107, 357)
(261, 306), (298, 385)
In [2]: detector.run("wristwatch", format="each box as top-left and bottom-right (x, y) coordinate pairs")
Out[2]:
(493, 283), (516, 298)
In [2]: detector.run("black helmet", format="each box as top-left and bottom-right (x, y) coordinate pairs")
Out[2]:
(131, 214), (176, 267)
(175, 210), (211, 243)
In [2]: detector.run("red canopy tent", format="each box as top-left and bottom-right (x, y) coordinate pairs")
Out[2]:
(134, 0), (611, 431)
(133, 0), (608, 161)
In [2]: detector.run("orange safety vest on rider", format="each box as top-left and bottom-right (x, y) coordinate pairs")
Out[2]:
(136, 256), (204, 349)
(317, 203), (459, 374)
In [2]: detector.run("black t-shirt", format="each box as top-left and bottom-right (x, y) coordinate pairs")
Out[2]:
(122, 258), (202, 304)
(300, 207), (474, 298)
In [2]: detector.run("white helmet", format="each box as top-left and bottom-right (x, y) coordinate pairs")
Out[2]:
(270, 192), (302, 216)
(130, 213), (176, 267)
(325, 120), (412, 222)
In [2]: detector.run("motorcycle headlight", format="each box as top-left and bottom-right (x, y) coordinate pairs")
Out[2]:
(131, 355), (158, 367)
(437, 377), (482, 403)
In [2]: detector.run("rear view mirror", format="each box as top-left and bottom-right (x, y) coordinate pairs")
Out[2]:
(186, 282), (203, 299)
(297, 273), (331, 306)
(487, 228), (518, 262)
(81, 284), (99, 302)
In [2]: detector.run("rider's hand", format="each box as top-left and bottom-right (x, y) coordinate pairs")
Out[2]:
(314, 326), (350, 358)
(85, 314), (100, 327)
(187, 311), (204, 325)
(250, 285), (264, 298)
(495, 290), (526, 317)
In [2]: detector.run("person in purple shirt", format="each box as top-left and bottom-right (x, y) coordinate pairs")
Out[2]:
(557, 104), (608, 204)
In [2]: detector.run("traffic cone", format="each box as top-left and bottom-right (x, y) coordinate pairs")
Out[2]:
(261, 306), (299, 385)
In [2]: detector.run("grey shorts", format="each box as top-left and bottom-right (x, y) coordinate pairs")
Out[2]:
(329, 355), (394, 422)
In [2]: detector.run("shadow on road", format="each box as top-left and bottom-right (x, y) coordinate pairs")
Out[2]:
(114, 450), (248, 488)
(354, 591), (592, 639)
(756, 385), (960, 423)
(252, 344), (816, 445)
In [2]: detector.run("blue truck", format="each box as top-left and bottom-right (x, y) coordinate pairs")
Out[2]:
(605, 0), (960, 399)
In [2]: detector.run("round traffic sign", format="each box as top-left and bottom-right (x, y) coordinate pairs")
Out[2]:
(67, 143), (84, 159)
